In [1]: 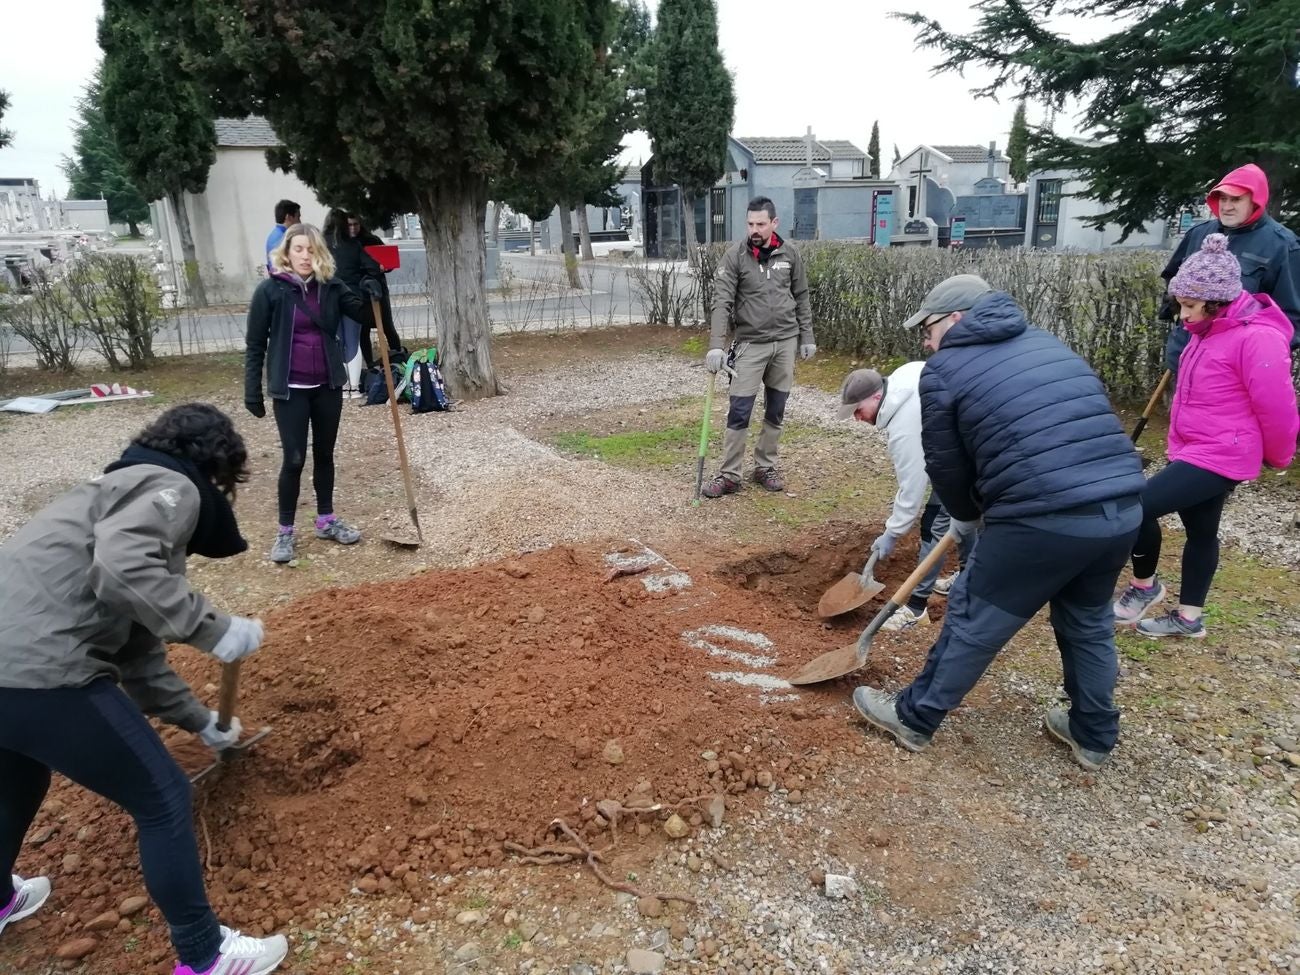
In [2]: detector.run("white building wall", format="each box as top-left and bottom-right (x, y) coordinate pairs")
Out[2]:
(154, 147), (328, 304)
(1025, 170), (1169, 251)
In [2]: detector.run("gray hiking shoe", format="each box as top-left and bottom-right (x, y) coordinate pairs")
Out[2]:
(1113, 577), (1166, 625)
(1044, 706), (1110, 771)
(1136, 611), (1206, 640)
(751, 467), (785, 492)
(851, 686), (932, 752)
(315, 517), (362, 545)
(270, 531), (295, 564)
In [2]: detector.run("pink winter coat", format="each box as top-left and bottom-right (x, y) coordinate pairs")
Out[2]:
(1169, 292), (1299, 480)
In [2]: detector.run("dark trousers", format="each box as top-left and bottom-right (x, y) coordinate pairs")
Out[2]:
(907, 494), (977, 614)
(272, 386), (343, 526)
(896, 501), (1140, 753)
(357, 280), (403, 370)
(1131, 460), (1236, 607)
(0, 680), (221, 969)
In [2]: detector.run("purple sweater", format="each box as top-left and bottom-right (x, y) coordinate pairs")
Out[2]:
(275, 273), (329, 386)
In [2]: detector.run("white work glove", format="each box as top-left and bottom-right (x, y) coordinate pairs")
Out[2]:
(870, 533), (898, 560)
(198, 711), (243, 750)
(705, 348), (724, 373)
(800, 343), (816, 361)
(212, 616), (264, 664)
(948, 519), (980, 543)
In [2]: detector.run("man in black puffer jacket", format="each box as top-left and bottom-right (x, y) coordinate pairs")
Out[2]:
(853, 275), (1146, 771)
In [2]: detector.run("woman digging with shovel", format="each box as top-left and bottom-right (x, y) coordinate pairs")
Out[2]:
(0, 403), (287, 974)
(246, 222), (380, 563)
(1113, 234), (1298, 638)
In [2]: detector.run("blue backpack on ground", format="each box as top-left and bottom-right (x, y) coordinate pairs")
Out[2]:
(363, 364), (405, 405)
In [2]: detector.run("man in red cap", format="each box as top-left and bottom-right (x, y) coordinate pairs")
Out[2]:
(1160, 164), (1300, 371)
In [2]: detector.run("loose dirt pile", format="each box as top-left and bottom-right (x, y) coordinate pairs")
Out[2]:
(7, 525), (947, 974)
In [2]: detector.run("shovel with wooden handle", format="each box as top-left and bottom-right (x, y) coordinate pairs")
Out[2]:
(190, 661), (272, 784)
(372, 296), (423, 548)
(1130, 369), (1172, 468)
(789, 531), (958, 686)
(817, 551), (886, 618)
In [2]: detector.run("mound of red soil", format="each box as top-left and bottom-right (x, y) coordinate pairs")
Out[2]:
(5, 527), (946, 974)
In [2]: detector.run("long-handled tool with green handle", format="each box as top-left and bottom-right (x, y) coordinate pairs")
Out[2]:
(692, 371), (718, 506)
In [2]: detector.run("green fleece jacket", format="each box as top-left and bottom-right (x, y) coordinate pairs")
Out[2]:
(709, 236), (814, 350)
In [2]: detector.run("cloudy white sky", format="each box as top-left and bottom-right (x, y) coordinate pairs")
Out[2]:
(1, 0), (1098, 198)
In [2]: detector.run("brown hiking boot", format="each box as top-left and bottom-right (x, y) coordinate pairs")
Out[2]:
(751, 467), (785, 492)
(701, 474), (741, 499)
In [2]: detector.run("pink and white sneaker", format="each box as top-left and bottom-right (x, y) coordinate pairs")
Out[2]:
(0, 875), (52, 939)
(173, 926), (288, 975)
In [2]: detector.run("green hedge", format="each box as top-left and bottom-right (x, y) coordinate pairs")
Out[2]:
(799, 243), (1169, 401)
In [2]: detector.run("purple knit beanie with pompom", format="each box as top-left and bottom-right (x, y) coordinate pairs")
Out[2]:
(1169, 233), (1243, 304)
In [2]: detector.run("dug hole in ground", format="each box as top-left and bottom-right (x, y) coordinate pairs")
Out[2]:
(0, 325), (1298, 975)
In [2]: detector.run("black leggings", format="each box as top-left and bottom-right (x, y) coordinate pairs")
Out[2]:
(0, 680), (221, 969)
(272, 386), (343, 526)
(1132, 460), (1236, 607)
(357, 285), (403, 370)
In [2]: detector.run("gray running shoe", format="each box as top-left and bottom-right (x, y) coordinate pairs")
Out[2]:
(1044, 707), (1110, 771)
(1136, 611), (1206, 640)
(934, 570), (961, 595)
(851, 686), (932, 752)
(315, 517), (362, 545)
(270, 531), (295, 564)
(1113, 577), (1166, 624)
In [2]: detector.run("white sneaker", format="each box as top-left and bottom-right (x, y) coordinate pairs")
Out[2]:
(0, 875), (51, 939)
(881, 605), (931, 632)
(173, 926), (289, 975)
(934, 570), (961, 595)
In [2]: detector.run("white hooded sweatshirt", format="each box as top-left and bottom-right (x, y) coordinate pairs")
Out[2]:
(875, 360), (929, 537)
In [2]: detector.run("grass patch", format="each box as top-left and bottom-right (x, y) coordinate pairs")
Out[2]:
(553, 424), (717, 468)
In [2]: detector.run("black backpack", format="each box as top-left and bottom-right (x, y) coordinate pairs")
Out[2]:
(363, 364), (405, 405)
(410, 351), (451, 413)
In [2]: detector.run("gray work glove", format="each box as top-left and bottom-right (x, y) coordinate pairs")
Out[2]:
(870, 532), (898, 560)
(705, 348), (725, 373)
(198, 711), (243, 750)
(800, 343), (817, 361)
(948, 519), (979, 544)
(212, 616), (264, 664)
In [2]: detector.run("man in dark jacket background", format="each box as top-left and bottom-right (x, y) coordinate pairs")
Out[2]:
(1161, 164), (1300, 371)
(853, 275), (1146, 771)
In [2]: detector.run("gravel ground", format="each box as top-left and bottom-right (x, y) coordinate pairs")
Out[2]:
(1, 341), (1297, 975)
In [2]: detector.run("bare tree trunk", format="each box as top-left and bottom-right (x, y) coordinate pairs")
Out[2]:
(576, 205), (595, 261)
(416, 178), (501, 400)
(168, 189), (208, 308)
(558, 205), (580, 288)
(681, 188), (701, 268)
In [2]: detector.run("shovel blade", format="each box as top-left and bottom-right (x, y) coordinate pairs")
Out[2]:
(817, 572), (885, 618)
(189, 726), (273, 784)
(787, 642), (866, 686)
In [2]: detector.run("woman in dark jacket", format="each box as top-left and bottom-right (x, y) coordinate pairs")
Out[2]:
(246, 222), (378, 563)
(323, 208), (400, 369)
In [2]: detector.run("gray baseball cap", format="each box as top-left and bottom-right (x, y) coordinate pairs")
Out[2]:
(836, 368), (884, 420)
(902, 274), (994, 330)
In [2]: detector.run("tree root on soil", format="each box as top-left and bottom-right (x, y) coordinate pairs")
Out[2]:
(508, 819), (697, 907)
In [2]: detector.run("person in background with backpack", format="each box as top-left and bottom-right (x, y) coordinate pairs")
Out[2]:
(246, 224), (379, 563)
(0, 404), (289, 975)
(1114, 234), (1297, 638)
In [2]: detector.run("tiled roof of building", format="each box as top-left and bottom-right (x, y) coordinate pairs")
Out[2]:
(932, 144), (1008, 164)
(734, 137), (866, 164)
(214, 117), (281, 148)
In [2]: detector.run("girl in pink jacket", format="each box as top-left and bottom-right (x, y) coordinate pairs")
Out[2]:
(1115, 233), (1298, 637)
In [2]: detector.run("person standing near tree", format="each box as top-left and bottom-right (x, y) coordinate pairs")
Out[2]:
(836, 364), (974, 630)
(0, 403), (289, 975)
(264, 199), (300, 271)
(1115, 235), (1297, 638)
(347, 215), (405, 358)
(701, 197), (815, 498)
(246, 224), (379, 563)
(1161, 164), (1300, 371)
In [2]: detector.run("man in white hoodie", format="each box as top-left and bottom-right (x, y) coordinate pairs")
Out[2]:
(837, 365), (973, 630)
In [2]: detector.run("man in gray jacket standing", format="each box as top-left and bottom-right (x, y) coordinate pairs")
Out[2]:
(701, 197), (815, 497)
